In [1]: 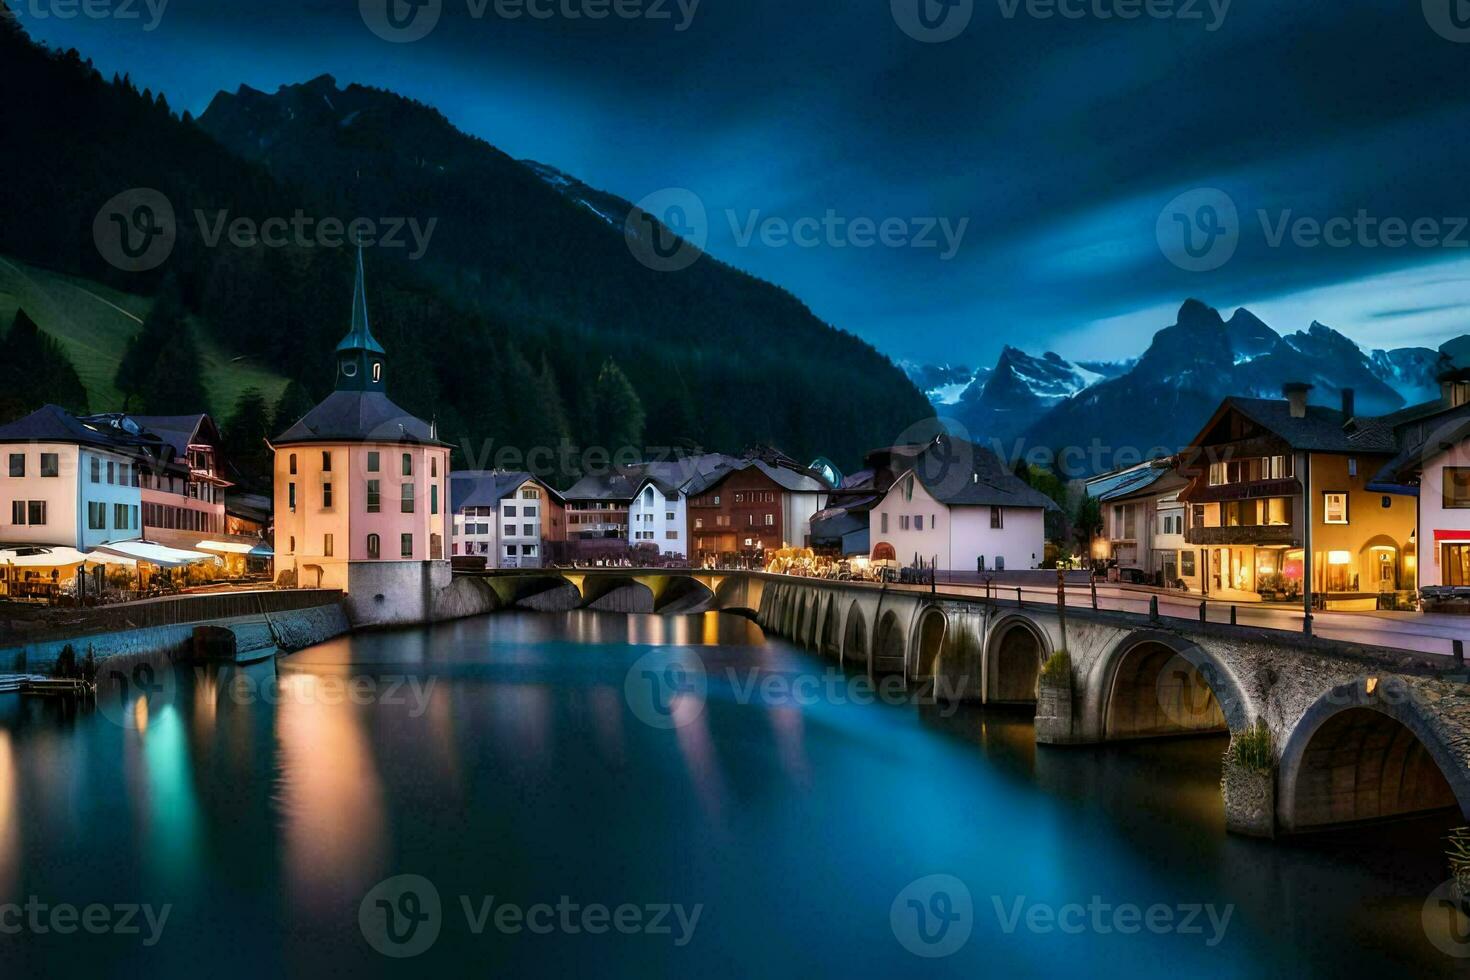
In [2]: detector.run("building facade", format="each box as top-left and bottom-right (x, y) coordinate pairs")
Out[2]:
(450, 471), (565, 568)
(628, 477), (686, 560)
(867, 436), (1056, 572)
(1180, 386), (1417, 606)
(0, 407), (145, 551)
(272, 251), (452, 624)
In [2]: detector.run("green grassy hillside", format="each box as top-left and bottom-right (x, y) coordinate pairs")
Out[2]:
(0, 255), (289, 418)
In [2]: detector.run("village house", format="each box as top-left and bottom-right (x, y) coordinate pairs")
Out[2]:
(1178, 384), (1426, 608)
(686, 455), (830, 564)
(867, 435), (1057, 572)
(1085, 460), (1196, 589)
(1370, 352), (1470, 598)
(450, 470), (566, 568)
(271, 251), (452, 623)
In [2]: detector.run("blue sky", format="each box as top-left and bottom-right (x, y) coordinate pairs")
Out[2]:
(16, 0), (1470, 368)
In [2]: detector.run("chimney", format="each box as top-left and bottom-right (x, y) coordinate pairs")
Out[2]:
(1283, 382), (1313, 419)
(1340, 388), (1355, 420)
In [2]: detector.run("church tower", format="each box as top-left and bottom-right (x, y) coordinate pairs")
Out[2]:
(335, 248), (387, 392)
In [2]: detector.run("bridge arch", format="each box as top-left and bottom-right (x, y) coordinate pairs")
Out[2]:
(912, 606), (948, 680)
(985, 615), (1050, 705)
(819, 595), (840, 657)
(1092, 631), (1248, 740)
(582, 576), (656, 613)
(1278, 680), (1470, 832)
(841, 601), (868, 667)
(872, 609), (906, 675)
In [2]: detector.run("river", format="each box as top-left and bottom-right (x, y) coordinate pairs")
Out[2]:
(0, 611), (1462, 977)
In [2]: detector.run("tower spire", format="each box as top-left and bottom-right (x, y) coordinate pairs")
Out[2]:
(334, 246), (387, 392)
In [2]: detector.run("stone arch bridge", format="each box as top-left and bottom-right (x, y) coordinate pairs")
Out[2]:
(462, 568), (1470, 838)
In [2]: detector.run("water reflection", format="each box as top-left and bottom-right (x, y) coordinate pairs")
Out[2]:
(275, 668), (388, 910)
(0, 731), (16, 896)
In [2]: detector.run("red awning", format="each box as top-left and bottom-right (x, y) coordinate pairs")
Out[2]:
(1433, 530), (1470, 542)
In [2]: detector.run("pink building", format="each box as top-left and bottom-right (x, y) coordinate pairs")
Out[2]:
(271, 251), (452, 625)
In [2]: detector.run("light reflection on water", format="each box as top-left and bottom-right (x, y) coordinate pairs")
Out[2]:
(0, 610), (1461, 979)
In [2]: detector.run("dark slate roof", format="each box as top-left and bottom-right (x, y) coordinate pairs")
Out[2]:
(1092, 464), (1185, 503)
(129, 414), (214, 457)
(0, 405), (172, 462)
(273, 390), (445, 446)
(1224, 397), (1400, 453)
(810, 509), (868, 541)
(1372, 400), (1470, 485)
(899, 436), (1061, 511)
(564, 470), (642, 502)
(450, 471), (562, 511)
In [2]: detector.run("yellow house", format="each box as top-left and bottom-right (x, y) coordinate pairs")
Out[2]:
(1179, 384), (1417, 608)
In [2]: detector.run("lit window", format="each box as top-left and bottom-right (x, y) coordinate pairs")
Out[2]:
(1323, 492), (1349, 525)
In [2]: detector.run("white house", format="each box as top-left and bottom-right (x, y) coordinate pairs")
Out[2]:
(450, 471), (564, 569)
(0, 404), (149, 552)
(628, 476), (687, 559)
(1374, 400), (1470, 592)
(868, 436), (1057, 572)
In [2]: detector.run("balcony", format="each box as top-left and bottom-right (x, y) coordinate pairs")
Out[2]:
(1185, 525), (1299, 547)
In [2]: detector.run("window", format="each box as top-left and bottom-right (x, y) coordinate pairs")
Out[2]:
(367, 451), (380, 473)
(132, 505), (139, 530)
(1347, 458), (1358, 478)
(323, 483), (333, 508)
(288, 482), (297, 511)
(367, 480), (381, 513)
(7, 454), (21, 478)
(765, 514), (774, 526)
(289, 453), (297, 475)
(881, 512), (889, 534)
(1180, 551), (1196, 577)
(88, 502), (106, 530)
(1445, 468), (1470, 509)
(401, 533), (414, 558)
(106, 461), (115, 484)
(667, 530), (678, 540)
(523, 488), (539, 500)
(9, 501), (22, 525)
(505, 505), (518, 518)
(1323, 492), (1349, 524)
(913, 514), (924, 530)
(431, 484), (439, 515)
(401, 483), (415, 513)
(695, 518), (704, 530)
(991, 507), (1004, 530)
(900, 516), (911, 531)
(288, 536), (295, 553)
(430, 533), (443, 560)
(114, 504), (128, 529)
(402, 453), (413, 477)
(90, 457), (100, 483)
(1446, 544), (1470, 588)
(431, 457), (438, 478)
(323, 534), (334, 558)
(27, 501), (46, 526)
(367, 533), (381, 559)
(319, 451), (331, 473)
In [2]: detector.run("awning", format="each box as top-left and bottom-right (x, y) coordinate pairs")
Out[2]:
(248, 543), (274, 558)
(195, 540), (256, 555)
(0, 547), (90, 568)
(94, 540), (221, 568)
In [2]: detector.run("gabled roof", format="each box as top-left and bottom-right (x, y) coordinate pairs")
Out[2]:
(1093, 464), (1186, 503)
(273, 390), (445, 446)
(1215, 397), (1399, 454)
(129, 413), (219, 457)
(0, 405), (174, 464)
(450, 471), (563, 511)
(889, 436), (1060, 511)
(1372, 400), (1470, 485)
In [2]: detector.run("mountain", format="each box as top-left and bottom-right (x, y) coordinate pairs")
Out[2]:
(0, 13), (932, 472)
(1013, 299), (1464, 475)
(952, 347), (1105, 441)
(901, 361), (982, 406)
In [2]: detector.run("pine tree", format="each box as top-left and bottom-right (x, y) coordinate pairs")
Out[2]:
(271, 380), (317, 435)
(223, 387), (273, 487)
(0, 309), (88, 419)
(140, 319), (208, 414)
(589, 358), (646, 456)
(117, 273), (189, 410)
